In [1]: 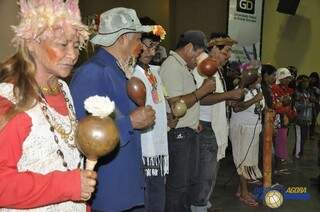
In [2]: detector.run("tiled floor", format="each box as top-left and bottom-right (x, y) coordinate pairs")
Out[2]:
(209, 126), (320, 212)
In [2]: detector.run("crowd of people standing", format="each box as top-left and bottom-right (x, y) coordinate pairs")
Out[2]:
(0, 1), (319, 212)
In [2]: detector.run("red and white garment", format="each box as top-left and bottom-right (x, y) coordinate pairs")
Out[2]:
(0, 80), (85, 211)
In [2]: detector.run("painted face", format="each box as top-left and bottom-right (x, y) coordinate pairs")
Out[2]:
(31, 24), (80, 79)
(125, 33), (143, 59)
(139, 38), (160, 65)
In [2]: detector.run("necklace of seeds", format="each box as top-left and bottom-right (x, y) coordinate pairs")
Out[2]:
(38, 82), (82, 170)
(53, 131), (83, 170)
(40, 82), (77, 147)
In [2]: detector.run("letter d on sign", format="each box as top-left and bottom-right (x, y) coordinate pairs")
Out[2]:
(237, 0), (255, 14)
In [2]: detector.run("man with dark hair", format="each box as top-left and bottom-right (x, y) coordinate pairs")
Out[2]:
(209, 32), (233, 49)
(287, 65), (298, 90)
(261, 64), (277, 109)
(287, 66), (298, 79)
(132, 17), (168, 212)
(139, 17), (168, 66)
(160, 30), (216, 212)
(191, 33), (244, 211)
(293, 75), (313, 159)
(208, 32), (238, 91)
(192, 33), (243, 212)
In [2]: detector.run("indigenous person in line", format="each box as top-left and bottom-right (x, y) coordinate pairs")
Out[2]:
(259, 64), (277, 169)
(272, 68), (296, 174)
(132, 16), (168, 212)
(308, 72), (320, 138)
(287, 65), (298, 90)
(0, 0), (97, 210)
(70, 8), (156, 212)
(160, 31), (216, 212)
(293, 75), (313, 159)
(308, 73), (320, 186)
(191, 33), (244, 211)
(230, 68), (264, 207)
(261, 64), (277, 110)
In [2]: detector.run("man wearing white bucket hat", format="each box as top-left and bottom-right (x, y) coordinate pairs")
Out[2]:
(91, 8), (154, 48)
(70, 7), (157, 212)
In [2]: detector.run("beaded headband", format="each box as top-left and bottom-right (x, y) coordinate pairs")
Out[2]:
(12, 0), (89, 49)
(208, 37), (237, 47)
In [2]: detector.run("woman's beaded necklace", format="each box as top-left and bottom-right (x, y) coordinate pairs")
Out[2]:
(38, 82), (82, 170)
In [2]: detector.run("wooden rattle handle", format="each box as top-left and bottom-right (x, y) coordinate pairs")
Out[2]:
(85, 159), (97, 170)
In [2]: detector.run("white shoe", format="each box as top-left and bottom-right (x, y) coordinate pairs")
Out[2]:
(207, 201), (212, 209)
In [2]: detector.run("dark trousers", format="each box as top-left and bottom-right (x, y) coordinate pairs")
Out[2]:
(191, 121), (220, 209)
(121, 176), (166, 212)
(93, 206), (145, 212)
(145, 175), (166, 212)
(165, 127), (199, 212)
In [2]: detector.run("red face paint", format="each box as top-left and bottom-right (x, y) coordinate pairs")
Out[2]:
(43, 43), (59, 63)
(132, 43), (142, 58)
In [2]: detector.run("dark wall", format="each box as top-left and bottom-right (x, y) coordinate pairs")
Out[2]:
(79, 0), (228, 49)
(170, 0), (228, 48)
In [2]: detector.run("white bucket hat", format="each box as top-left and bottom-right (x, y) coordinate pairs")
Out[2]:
(91, 7), (153, 47)
(276, 67), (292, 84)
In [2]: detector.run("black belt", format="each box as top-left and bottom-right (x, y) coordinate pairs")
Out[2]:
(169, 127), (195, 133)
(200, 120), (212, 128)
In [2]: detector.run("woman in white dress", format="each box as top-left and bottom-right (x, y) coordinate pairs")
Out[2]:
(230, 75), (264, 207)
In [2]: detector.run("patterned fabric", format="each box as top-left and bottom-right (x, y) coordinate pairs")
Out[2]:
(0, 81), (85, 212)
(272, 84), (294, 102)
(294, 90), (313, 126)
(133, 65), (169, 177)
(272, 84), (296, 128)
(0, 83), (17, 104)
